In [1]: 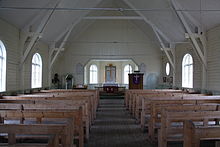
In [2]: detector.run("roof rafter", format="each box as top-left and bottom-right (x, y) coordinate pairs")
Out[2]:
(83, 16), (143, 20)
(122, 0), (171, 43)
(154, 27), (174, 68)
(22, 0), (54, 32)
(171, 0), (207, 68)
(49, 18), (82, 69)
(20, 0), (62, 65)
(122, 0), (175, 69)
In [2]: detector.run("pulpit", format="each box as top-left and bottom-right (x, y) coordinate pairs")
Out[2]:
(128, 73), (144, 89)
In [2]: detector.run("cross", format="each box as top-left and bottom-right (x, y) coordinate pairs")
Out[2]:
(134, 75), (139, 81)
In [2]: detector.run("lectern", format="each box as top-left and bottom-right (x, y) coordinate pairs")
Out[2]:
(128, 73), (144, 89)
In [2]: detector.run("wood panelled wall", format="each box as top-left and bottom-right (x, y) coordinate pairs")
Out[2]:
(0, 18), (49, 91)
(162, 25), (220, 92)
(207, 25), (220, 92)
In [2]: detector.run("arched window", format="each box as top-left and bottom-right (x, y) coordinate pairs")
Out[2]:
(166, 62), (170, 76)
(90, 65), (98, 84)
(182, 53), (193, 88)
(0, 41), (6, 92)
(124, 65), (132, 84)
(31, 53), (42, 88)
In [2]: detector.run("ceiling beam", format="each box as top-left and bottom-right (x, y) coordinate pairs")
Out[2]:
(169, 0), (201, 33)
(22, 0), (55, 32)
(123, 0), (171, 43)
(21, 0), (62, 65)
(171, 0), (207, 68)
(49, 18), (81, 69)
(154, 27), (174, 68)
(123, 1), (170, 42)
(83, 16), (143, 20)
(122, 0), (175, 69)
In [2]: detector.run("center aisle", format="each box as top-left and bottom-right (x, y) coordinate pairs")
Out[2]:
(86, 99), (155, 147)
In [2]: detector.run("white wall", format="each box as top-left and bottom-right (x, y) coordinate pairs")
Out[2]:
(0, 19), (20, 91)
(22, 42), (49, 89)
(207, 25), (220, 92)
(0, 18), (49, 92)
(161, 43), (202, 89)
(53, 19), (162, 89)
(161, 54), (174, 87)
(84, 60), (138, 84)
(161, 24), (220, 92)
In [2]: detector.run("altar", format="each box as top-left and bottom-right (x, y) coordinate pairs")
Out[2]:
(95, 83), (125, 95)
(103, 83), (119, 93)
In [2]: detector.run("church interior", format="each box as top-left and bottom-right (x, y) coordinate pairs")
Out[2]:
(1, 0), (220, 146)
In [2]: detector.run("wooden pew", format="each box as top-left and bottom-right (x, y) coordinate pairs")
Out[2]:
(21, 89), (99, 118)
(134, 93), (207, 121)
(39, 89), (99, 112)
(183, 120), (220, 147)
(140, 95), (220, 129)
(0, 117), (74, 147)
(158, 109), (220, 147)
(149, 104), (220, 141)
(0, 103), (84, 147)
(2, 95), (93, 136)
(125, 89), (183, 110)
(0, 89), (100, 146)
(30, 90), (98, 121)
(126, 89), (184, 117)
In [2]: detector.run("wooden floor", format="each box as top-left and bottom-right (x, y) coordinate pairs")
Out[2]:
(86, 99), (155, 147)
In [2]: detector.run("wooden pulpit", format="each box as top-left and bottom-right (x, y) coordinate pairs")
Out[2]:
(128, 73), (144, 89)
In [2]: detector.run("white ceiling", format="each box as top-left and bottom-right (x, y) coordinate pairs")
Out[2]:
(0, 0), (219, 47)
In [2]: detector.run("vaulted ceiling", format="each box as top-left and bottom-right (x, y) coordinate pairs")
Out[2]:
(0, 0), (220, 48)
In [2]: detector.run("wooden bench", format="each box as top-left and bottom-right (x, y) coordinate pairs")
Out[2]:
(133, 93), (199, 121)
(0, 89), (100, 146)
(0, 117), (74, 147)
(125, 89), (183, 110)
(134, 93), (208, 121)
(39, 89), (99, 112)
(2, 95), (93, 137)
(140, 95), (220, 129)
(183, 120), (220, 147)
(32, 90), (98, 120)
(149, 104), (220, 141)
(125, 89), (185, 117)
(158, 109), (220, 147)
(0, 103), (84, 147)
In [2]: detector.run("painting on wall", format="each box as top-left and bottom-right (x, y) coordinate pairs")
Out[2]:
(105, 65), (116, 83)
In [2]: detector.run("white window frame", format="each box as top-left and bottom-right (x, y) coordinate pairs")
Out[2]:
(31, 53), (42, 88)
(124, 64), (132, 84)
(89, 64), (98, 84)
(182, 53), (193, 88)
(166, 62), (170, 76)
(0, 40), (6, 92)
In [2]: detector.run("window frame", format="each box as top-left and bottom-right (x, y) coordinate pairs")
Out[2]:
(0, 40), (6, 92)
(165, 62), (170, 76)
(182, 53), (193, 88)
(124, 64), (132, 84)
(31, 53), (42, 88)
(89, 64), (98, 84)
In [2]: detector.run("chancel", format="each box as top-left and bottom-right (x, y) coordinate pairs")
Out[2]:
(1, 0), (220, 146)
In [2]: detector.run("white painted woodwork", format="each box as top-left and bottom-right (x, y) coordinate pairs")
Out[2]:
(0, 19), (49, 91)
(52, 19), (162, 88)
(207, 25), (220, 92)
(83, 16), (143, 20)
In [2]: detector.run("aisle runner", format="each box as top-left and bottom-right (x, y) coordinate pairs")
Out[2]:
(86, 99), (154, 147)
